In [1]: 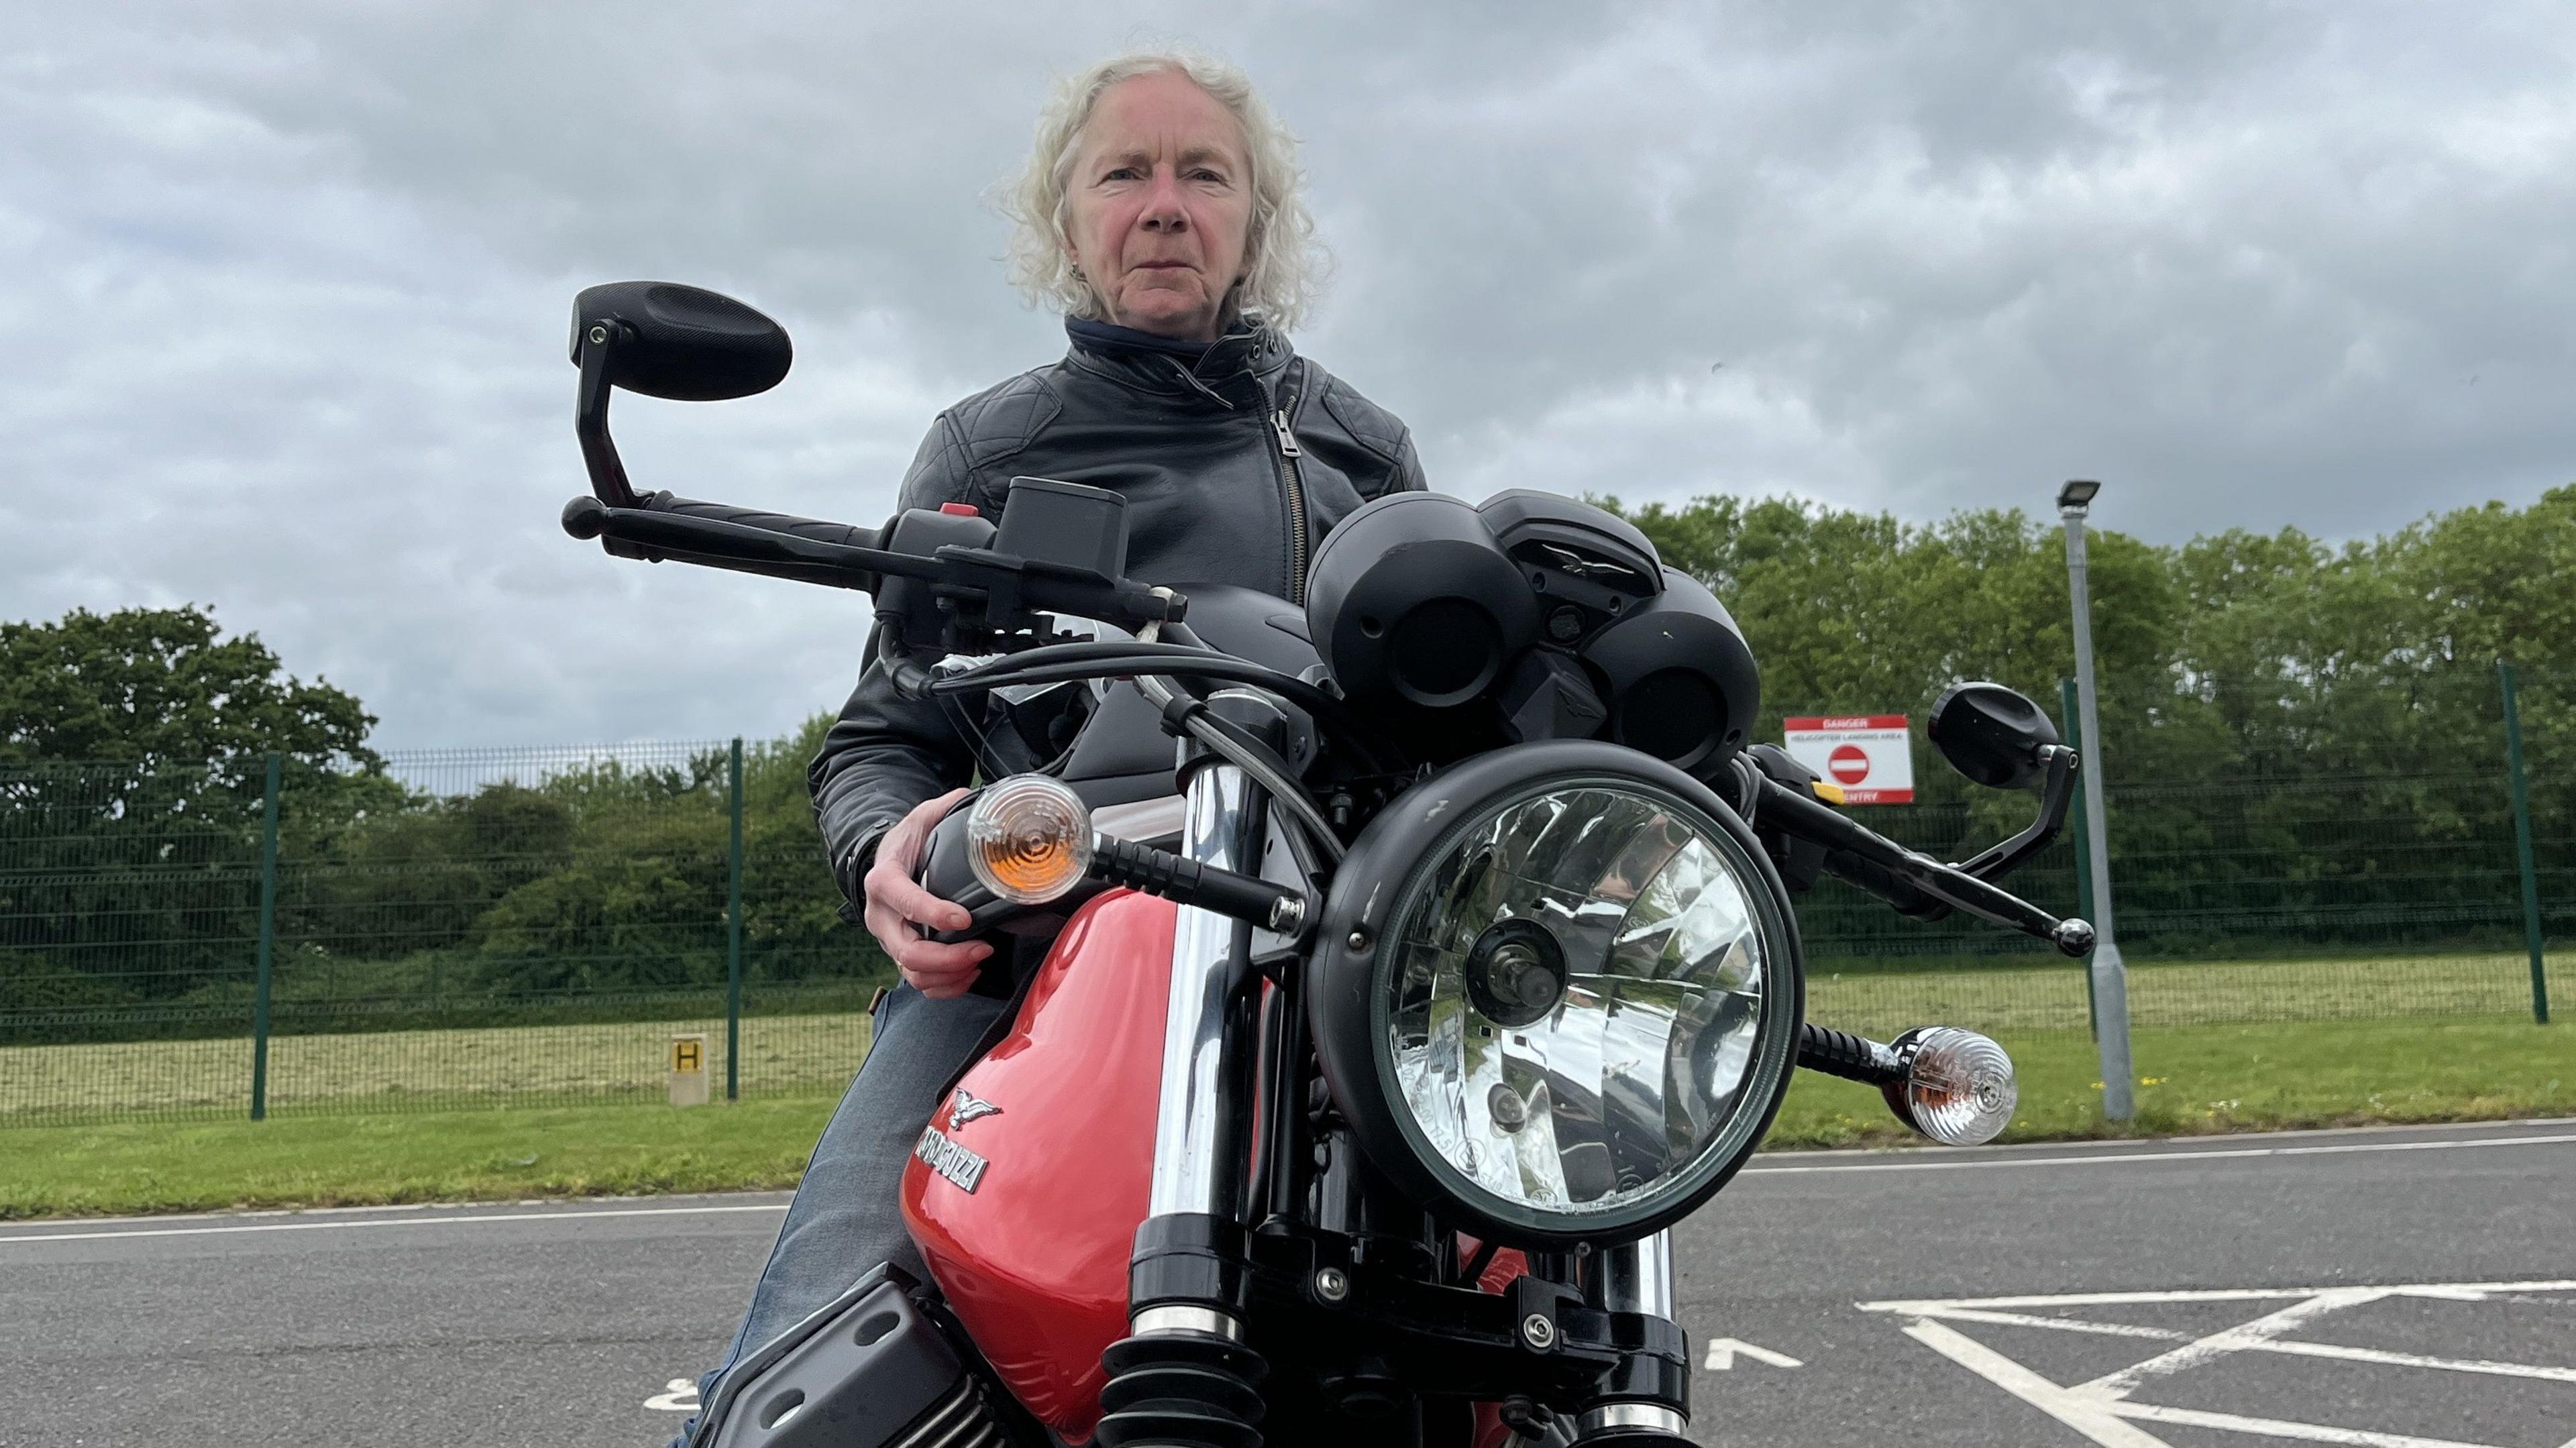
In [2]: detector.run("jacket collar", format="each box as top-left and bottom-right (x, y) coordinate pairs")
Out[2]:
(1063, 315), (1293, 403)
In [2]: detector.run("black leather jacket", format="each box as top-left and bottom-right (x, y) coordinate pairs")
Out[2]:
(808, 319), (1428, 899)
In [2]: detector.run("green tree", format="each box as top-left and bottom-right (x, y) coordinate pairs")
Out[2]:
(1603, 486), (2574, 962)
(1611, 494), (2200, 784)
(0, 606), (398, 1019)
(1, 605), (378, 772)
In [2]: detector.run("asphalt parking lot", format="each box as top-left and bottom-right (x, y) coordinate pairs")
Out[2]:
(2, 1119), (2569, 1447)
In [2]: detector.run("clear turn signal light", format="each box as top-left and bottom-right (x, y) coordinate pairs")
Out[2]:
(1887, 1026), (2017, 1147)
(967, 775), (1093, 904)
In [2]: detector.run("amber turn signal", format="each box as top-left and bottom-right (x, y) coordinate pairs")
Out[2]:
(967, 775), (1095, 905)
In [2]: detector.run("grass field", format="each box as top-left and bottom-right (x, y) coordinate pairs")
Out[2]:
(1, 1013), (2562, 1220)
(1805, 949), (2540, 1035)
(1, 951), (2544, 1127)
(0, 1011), (875, 1122)
(1765, 1016), (2568, 1148)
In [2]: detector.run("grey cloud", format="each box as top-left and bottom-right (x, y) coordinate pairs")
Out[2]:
(5, 1), (2572, 750)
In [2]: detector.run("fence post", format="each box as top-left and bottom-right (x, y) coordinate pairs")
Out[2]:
(2499, 662), (2551, 1025)
(727, 736), (745, 1100)
(250, 751), (281, 1121)
(2061, 677), (2101, 1042)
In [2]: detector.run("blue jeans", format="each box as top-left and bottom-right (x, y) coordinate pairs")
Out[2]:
(672, 982), (1010, 1446)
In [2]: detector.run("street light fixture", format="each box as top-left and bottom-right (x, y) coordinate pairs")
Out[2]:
(2059, 480), (2134, 1123)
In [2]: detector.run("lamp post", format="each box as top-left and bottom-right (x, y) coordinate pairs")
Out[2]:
(2059, 480), (2135, 1123)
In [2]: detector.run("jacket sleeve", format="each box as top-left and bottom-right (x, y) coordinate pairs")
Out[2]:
(807, 415), (981, 905)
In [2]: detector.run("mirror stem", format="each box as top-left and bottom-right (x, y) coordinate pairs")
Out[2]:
(576, 322), (640, 508)
(1950, 744), (2080, 881)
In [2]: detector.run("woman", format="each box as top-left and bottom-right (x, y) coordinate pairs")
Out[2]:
(682, 49), (1428, 1425)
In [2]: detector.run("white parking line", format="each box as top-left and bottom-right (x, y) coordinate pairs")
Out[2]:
(0, 1201), (788, 1245)
(1863, 1281), (2576, 1311)
(2076, 1288), (2385, 1400)
(1740, 1131), (2576, 1176)
(1868, 1279), (2576, 1448)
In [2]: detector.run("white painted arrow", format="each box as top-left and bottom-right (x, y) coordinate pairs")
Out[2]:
(644, 1378), (700, 1412)
(1703, 1338), (1804, 1370)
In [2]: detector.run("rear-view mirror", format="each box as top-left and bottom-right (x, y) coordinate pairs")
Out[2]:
(569, 281), (792, 401)
(1929, 681), (2061, 790)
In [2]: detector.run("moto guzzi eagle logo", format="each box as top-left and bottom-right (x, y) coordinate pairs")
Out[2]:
(914, 1089), (1001, 1194)
(948, 1088), (1003, 1129)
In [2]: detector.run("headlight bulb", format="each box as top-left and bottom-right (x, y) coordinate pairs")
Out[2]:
(967, 775), (1094, 905)
(1462, 920), (1567, 1028)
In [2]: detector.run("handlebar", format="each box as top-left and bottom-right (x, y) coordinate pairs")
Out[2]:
(560, 492), (1185, 634)
(563, 492), (893, 592)
(635, 490), (884, 551)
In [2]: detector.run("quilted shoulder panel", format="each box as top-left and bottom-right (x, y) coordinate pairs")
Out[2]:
(1313, 365), (1410, 467)
(948, 369), (1064, 473)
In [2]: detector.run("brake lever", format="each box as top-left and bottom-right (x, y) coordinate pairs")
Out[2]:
(1757, 776), (2096, 956)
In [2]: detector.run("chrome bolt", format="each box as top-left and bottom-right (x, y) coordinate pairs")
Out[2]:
(1520, 1312), (1557, 1351)
(587, 323), (608, 345)
(1314, 1268), (1349, 1302)
(1346, 930), (1368, 950)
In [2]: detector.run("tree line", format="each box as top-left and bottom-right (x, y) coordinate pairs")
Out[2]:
(3, 486), (2567, 1034)
(1619, 485), (2571, 962)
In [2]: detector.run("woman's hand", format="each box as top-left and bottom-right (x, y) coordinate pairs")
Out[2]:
(862, 788), (992, 999)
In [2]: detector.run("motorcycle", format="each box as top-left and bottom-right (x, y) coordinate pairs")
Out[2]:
(560, 282), (2096, 1448)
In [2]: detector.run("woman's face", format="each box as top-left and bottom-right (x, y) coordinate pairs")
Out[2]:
(1062, 72), (1253, 342)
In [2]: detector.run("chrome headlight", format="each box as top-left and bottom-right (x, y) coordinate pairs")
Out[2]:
(1309, 741), (1803, 1245)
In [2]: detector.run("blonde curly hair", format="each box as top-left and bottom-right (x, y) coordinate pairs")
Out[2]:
(1002, 50), (1325, 333)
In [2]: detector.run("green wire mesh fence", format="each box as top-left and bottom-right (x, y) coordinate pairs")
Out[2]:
(2, 668), (2563, 1127)
(2, 738), (890, 1124)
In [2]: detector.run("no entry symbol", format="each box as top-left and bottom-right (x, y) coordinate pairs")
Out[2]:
(1827, 744), (1871, 785)
(1783, 715), (1913, 803)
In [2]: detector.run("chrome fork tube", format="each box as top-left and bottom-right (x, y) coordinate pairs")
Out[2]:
(1601, 1229), (1677, 1319)
(1580, 1230), (1689, 1441)
(1146, 763), (1263, 1221)
(1107, 751), (1271, 1448)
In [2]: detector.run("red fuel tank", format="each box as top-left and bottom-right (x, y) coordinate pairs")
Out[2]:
(901, 889), (1177, 1443)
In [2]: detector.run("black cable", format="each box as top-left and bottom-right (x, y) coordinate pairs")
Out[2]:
(929, 647), (1397, 773)
(1161, 683), (1346, 865)
(1458, 1236), (1501, 1288)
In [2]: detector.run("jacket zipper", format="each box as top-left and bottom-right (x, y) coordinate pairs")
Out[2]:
(1269, 367), (1308, 603)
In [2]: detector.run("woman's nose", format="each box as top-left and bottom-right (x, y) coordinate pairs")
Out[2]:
(1139, 168), (1189, 230)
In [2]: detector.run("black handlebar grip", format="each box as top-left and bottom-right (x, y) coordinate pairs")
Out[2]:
(1797, 1023), (1906, 1086)
(635, 490), (882, 551)
(1091, 834), (1303, 932)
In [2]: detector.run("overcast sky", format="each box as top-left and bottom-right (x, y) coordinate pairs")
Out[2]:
(7, 2), (2573, 750)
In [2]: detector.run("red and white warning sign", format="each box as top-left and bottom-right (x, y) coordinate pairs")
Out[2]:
(1781, 715), (1914, 804)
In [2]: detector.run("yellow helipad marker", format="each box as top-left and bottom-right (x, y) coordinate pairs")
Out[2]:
(669, 1032), (709, 1107)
